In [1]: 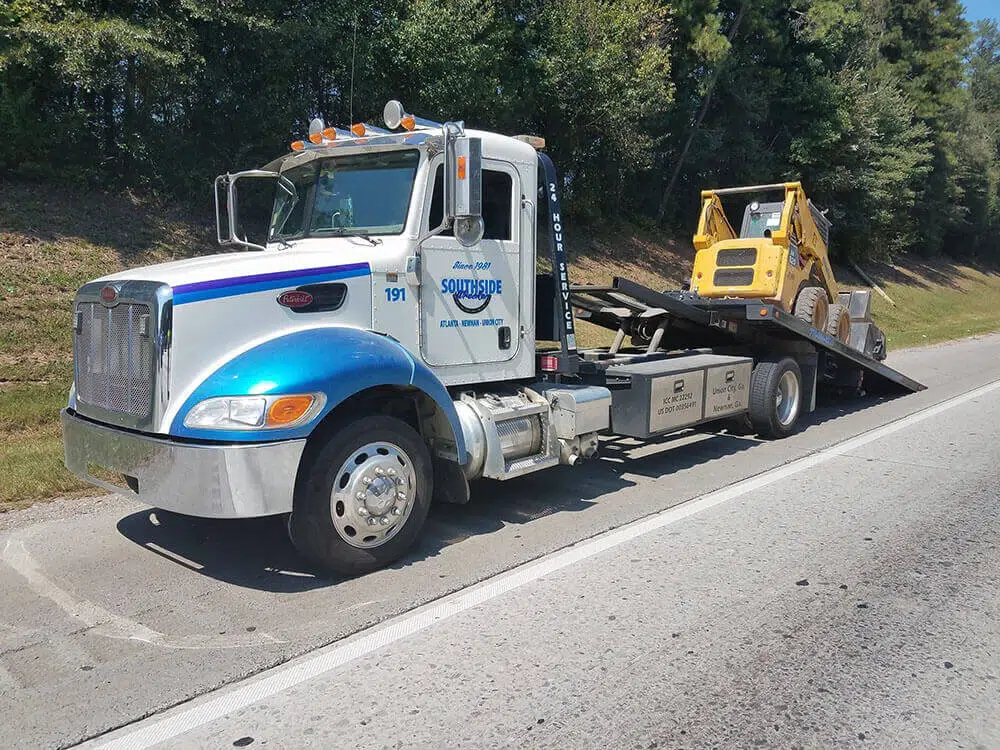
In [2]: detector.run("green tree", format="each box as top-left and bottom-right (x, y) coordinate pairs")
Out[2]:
(1, 0), (196, 184)
(0, 0), (995, 259)
(515, 0), (674, 219)
(788, 0), (934, 259)
(876, 0), (972, 253)
(953, 19), (1000, 256)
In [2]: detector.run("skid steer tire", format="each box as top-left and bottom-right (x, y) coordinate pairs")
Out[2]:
(748, 357), (803, 439)
(825, 303), (851, 344)
(288, 415), (432, 578)
(794, 286), (829, 332)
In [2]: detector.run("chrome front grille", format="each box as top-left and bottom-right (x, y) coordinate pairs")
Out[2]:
(72, 279), (171, 430)
(75, 302), (155, 420)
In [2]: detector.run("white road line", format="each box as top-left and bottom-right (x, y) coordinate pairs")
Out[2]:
(77, 378), (1000, 750)
(1, 535), (284, 651)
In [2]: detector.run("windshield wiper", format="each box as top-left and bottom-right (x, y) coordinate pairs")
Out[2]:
(334, 229), (382, 246)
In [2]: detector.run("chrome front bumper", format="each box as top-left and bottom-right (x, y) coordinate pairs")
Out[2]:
(61, 409), (306, 518)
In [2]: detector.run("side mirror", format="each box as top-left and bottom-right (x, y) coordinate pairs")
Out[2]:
(213, 170), (281, 251)
(443, 124), (483, 247)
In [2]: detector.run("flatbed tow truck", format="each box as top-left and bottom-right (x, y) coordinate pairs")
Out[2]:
(61, 102), (924, 576)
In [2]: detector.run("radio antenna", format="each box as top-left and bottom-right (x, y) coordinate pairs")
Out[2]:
(349, 12), (358, 125)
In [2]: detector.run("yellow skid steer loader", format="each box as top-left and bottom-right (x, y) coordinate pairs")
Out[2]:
(690, 181), (856, 343)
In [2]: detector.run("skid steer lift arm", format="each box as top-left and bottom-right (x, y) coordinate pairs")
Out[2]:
(693, 192), (738, 250)
(778, 183), (838, 301)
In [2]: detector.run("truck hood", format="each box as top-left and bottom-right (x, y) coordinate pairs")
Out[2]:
(97, 238), (408, 290)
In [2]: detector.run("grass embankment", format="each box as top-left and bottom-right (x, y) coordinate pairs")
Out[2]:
(0, 181), (214, 510)
(1, 181), (998, 511)
(866, 261), (1000, 349)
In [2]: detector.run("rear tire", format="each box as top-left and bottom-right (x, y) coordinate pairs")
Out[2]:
(825, 303), (851, 344)
(749, 357), (803, 439)
(288, 415), (432, 577)
(794, 286), (829, 332)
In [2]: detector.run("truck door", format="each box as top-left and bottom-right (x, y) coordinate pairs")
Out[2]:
(419, 158), (521, 366)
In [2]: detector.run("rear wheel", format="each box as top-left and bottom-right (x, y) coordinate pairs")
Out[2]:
(748, 357), (803, 439)
(794, 286), (829, 332)
(288, 415), (432, 577)
(825, 303), (851, 344)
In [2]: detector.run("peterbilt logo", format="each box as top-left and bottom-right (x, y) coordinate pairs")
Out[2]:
(277, 290), (314, 308)
(99, 285), (119, 306)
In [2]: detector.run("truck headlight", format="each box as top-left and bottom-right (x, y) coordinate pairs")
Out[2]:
(183, 393), (326, 430)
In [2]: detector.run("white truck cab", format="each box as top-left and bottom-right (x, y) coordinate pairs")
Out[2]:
(61, 101), (924, 576)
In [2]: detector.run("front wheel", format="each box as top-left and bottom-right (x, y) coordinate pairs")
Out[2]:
(288, 415), (432, 577)
(825, 303), (851, 344)
(748, 357), (803, 439)
(793, 286), (829, 332)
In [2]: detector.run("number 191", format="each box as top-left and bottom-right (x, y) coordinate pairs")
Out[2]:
(385, 287), (406, 303)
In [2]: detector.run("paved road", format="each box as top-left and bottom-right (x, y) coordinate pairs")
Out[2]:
(2, 333), (999, 749)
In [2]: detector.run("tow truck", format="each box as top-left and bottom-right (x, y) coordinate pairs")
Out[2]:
(61, 101), (924, 576)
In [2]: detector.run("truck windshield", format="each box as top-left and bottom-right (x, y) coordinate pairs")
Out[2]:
(269, 149), (420, 241)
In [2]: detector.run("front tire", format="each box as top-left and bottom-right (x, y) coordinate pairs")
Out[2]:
(288, 415), (432, 577)
(794, 286), (829, 332)
(748, 357), (803, 439)
(825, 303), (851, 344)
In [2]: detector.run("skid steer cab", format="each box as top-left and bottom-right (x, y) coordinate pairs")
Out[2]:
(61, 102), (919, 579)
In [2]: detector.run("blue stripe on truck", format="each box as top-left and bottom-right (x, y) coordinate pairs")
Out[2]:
(172, 262), (370, 305)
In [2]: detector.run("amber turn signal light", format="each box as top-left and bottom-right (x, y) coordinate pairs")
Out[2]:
(267, 395), (315, 426)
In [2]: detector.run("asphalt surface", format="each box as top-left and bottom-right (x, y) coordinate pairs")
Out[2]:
(2, 333), (999, 749)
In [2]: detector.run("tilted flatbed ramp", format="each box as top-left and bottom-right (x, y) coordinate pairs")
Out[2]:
(569, 278), (925, 395)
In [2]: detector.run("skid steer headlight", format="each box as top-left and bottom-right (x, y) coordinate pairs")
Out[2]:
(184, 393), (326, 430)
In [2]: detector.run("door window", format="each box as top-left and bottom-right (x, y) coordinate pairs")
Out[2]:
(427, 165), (513, 241)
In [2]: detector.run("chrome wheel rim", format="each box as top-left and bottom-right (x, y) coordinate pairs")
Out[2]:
(330, 441), (416, 549)
(775, 370), (801, 427)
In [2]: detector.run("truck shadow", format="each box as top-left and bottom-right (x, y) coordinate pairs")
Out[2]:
(114, 391), (906, 593)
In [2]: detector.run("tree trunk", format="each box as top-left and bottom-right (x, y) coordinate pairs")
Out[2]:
(656, 1), (749, 223)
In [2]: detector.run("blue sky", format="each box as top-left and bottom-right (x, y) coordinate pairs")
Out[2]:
(963, 0), (998, 23)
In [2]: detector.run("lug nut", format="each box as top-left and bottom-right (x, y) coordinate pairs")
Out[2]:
(387, 468), (397, 477)
(380, 517), (391, 526)
(396, 491), (406, 501)
(392, 507), (402, 516)
(355, 491), (366, 501)
(395, 477), (404, 485)
(367, 518), (378, 527)
(375, 467), (385, 477)
(357, 506), (369, 516)
(362, 476), (373, 486)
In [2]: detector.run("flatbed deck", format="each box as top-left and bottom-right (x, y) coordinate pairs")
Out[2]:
(567, 277), (924, 396)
